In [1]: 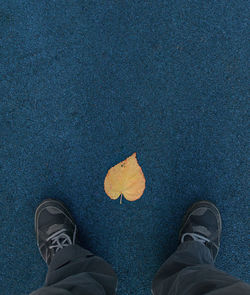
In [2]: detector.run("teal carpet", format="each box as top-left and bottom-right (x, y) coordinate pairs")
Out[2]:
(0, 1), (249, 294)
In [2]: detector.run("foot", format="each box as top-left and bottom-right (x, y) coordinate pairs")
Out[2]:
(35, 199), (77, 265)
(179, 200), (222, 261)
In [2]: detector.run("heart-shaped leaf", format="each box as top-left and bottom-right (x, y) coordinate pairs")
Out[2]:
(104, 153), (146, 204)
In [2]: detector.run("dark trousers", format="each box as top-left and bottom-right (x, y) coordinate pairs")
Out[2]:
(31, 241), (250, 295)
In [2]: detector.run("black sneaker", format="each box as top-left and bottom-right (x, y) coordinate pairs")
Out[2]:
(35, 199), (77, 265)
(179, 200), (222, 261)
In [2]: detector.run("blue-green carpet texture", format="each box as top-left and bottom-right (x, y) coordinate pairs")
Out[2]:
(0, 1), (249, 294)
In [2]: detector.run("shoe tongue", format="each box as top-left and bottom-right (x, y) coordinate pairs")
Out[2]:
(39, 224), (71, 242)
(46, 224), (65, 236)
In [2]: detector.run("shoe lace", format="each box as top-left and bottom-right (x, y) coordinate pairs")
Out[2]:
(181, 232), (210, 245)
(181, 232), (219, 251)
(46, 228), (74, 253)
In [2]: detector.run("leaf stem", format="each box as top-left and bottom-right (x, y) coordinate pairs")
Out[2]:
(120, 194), (122, 204)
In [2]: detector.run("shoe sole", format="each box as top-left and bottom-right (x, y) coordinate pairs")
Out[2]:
(178, 200), (222, 242)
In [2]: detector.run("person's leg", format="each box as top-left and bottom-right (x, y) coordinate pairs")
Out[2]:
(151, 201), (250, 295)
(30, 199), (118, 295)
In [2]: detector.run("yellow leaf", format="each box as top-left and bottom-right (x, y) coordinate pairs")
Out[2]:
(104, 152), (146, 203)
